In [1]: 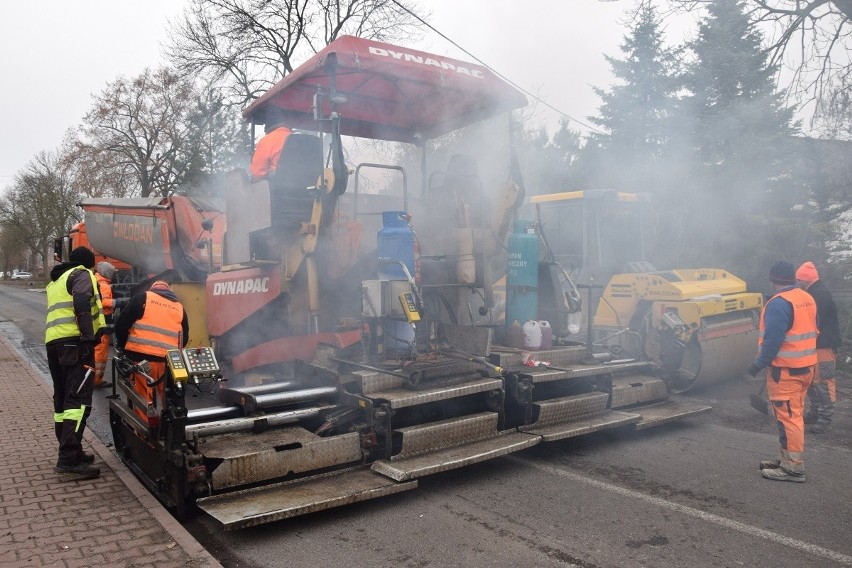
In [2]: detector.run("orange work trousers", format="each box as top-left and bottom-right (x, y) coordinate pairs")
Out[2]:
(765, 365), (814, 475)
(131, 360), (167, 427)
(94, 333), (110, 386)
(814, 348), (837, 399)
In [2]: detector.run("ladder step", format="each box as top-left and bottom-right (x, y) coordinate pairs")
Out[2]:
(530, 392), (610, 428)
(372, 431), (539, 481)
(610, 375), (669, 408)
(367, 378), (503, 409)
(392, 412), (501, 458)
(522, 410), (641, 442)
(632, 401), (712, 430)
(197, 467), (417, 530)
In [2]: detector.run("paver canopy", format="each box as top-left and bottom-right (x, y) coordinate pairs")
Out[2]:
(244, 35), (527, 144)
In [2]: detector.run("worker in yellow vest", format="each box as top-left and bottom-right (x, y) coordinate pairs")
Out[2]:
(748, 260), (817, 483)
(115, 280), (188, 425)
(45, 247), (105, 480)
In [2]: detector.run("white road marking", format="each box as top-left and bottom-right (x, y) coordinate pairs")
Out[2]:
(511, 456), (852, 566)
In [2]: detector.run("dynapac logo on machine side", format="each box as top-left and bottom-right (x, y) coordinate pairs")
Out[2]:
(368, 46), (485, 79)
(212, 277), (270, 296)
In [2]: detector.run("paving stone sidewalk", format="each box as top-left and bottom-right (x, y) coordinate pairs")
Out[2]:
(0, 335), (223, 568)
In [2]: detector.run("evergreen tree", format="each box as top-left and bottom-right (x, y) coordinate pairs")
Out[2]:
(687, 0), (796, 189)
(682, 0), (799, 284)
(676, 0), (802, 285)
(584, 1), (689, 268)
(587, 1), (683, 195)
(517, 117), (584, 196)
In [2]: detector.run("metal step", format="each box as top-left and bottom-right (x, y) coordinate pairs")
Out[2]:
(522, 410), (642, 442)
(517, 360), (652, 384)
(366, 378), (503, 409)
(527, 392), (610, 428)
(519, 392), (641, 441)
(199, 426), (363, 490)
(196, 467), (417, 530)
(492, 344), (588, 367)
(610, 375), (669, 408)
(371, 430), (539, 481)
(392, 412), (502, 458)
(632, 401), (712, 430)
(353, 360), (490, 394)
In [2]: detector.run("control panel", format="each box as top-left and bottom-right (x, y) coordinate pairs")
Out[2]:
(166, 347), (221, 382)
(166, 350), (189, 382)
(398, 292), (421, 323)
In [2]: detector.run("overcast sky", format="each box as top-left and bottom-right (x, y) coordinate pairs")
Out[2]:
(0, 1), (696, 189)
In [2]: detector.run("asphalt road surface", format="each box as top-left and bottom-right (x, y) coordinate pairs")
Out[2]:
(3, 281), (851, 568)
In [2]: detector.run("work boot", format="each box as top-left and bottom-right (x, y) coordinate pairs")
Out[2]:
(81, 452), (95, 465)
(54, 463), (100, 480)
(761, 467), (805, 483)
(810, 422), (829, 434)
(759, 460), (781, 470)
(803, 412), (818, 425)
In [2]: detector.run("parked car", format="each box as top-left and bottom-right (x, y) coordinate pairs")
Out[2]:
(11, 271), (33, 280)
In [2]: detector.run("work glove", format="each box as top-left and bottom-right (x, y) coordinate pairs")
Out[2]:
(79, 340), (96, 369)
(747, 363), (761, 378)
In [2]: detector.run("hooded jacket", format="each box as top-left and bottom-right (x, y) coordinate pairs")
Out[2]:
(806, 279), (842, 351)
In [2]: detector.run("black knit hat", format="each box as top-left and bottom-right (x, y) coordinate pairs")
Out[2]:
(769, 260), (796, 285)
(69, 246), (96, 269)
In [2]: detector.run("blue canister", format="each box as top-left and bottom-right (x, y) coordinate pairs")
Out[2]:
(377, 211), (415, 280)
(506, 220), (539, 330)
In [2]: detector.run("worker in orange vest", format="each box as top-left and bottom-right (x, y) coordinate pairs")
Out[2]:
(249, 108), (292, 181)
(748, 260), (817, 482)
(114, 280), (188, 425)
(796, 261), (841, 434)
(93, 261), (119, 388)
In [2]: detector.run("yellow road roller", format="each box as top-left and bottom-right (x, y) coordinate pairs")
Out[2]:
(531, 189), (762, 392)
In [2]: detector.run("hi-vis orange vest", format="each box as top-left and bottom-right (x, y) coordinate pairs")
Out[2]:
(249, 126), (292, 179)
(125, 292), (184, 358)
(759, 287), (818, 368)
(96, 273), (115, 315)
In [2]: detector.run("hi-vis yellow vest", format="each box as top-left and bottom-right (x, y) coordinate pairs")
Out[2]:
(45, 266), (106, 343)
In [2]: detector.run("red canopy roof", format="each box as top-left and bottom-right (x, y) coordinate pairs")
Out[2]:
(243, 35), (527, 144)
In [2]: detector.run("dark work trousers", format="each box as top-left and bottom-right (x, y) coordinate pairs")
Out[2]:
(46, 340), (94, 467)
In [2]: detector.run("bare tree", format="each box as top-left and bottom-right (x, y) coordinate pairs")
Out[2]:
(0, 223), (28, 277)
(664, 1), (852, 113)
(166, 0), (425, 109)
(69, 68), (199, 198)
(0, 151), (81, 273)
(62, 129), (140, 198)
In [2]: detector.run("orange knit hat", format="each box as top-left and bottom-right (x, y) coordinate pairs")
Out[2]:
(795, 261), (819, 284)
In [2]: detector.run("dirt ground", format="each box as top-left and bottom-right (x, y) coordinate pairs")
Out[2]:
(680, 371), (852, 450)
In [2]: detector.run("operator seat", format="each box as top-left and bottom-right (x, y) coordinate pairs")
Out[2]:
(420, 154), (485, 286)
(249, 133), (324, 261)
(267, 133), (324, 230)
(442, 154), (484, 227)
